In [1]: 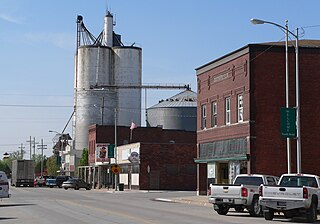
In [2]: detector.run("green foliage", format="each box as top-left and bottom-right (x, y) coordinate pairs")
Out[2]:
(46, 155), (60, 176)
(9, 150), (23, 160)
(0, 160), (10, 177)
(79, 148), (88, 166)
(34, 155), (47, 175)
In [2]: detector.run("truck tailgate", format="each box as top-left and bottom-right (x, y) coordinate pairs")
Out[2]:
(211, 185), (242, 198)
(263, 185), (304, 199)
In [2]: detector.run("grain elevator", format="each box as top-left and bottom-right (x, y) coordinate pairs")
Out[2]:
(73, 12), (142, 152)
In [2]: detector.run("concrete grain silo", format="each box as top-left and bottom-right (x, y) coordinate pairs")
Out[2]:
(73, 12), (142, 152)
(146, 90), (197, 131)
(114, 47), (142, 126)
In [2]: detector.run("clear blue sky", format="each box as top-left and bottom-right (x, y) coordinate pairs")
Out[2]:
(1, 0), (319, 158)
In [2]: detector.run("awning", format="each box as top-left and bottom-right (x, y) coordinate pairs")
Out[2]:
(194, 155), (248, 163)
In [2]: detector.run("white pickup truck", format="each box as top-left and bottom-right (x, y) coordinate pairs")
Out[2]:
(259, 173), (320, 222)
(208, 174), (279, 216)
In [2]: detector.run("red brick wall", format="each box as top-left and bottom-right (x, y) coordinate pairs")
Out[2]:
(249, 47), (288, 176)
(88, 125), (196, 164)
(139, 143), (197, 190)
(197, 53), (250, 144)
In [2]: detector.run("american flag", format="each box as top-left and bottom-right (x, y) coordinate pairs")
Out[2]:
(130, 122), (137, 130)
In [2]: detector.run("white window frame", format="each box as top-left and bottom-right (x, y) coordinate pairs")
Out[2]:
(225, 97), (231, 125)
(201, 104), (207, 129)
(211, 101), (217, 127)
(237, 94), (243, 122)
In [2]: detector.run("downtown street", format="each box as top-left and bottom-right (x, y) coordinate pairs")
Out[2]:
(0, 187), (312, 224)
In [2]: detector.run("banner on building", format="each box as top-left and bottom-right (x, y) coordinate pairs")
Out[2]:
(96, 143), (110, 163)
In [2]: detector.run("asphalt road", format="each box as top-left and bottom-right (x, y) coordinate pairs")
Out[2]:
(0, 187), (316, 224)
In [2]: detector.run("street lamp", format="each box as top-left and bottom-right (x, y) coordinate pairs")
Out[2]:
(251, 18), (301, 173)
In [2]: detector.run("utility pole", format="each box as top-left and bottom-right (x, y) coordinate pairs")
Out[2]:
(26, 136), (32, 160)
(18, 143), (25, 159)
(101, 97), (105, 125)
(37, 139), (47, 177)
(33, 137), (39, 160)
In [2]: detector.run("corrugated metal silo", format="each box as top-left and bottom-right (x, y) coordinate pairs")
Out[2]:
(146, 90), (197, 131)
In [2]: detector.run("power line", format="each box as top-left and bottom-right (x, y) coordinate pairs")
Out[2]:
(0, 104), (72, 108)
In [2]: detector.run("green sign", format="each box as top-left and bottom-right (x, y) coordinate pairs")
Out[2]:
(108, 144), (115, 158)
(280, 107), (296, 138)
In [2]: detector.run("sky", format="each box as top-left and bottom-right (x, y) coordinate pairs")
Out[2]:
(0, 0), (320, 158)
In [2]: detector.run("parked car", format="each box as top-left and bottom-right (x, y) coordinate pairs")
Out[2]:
(0, 171), (9, 198)
(55, 176), (72, 188)
(62, 178), (91, 190)
(46, 178), (57, 188)
(34, 176), (45, 187)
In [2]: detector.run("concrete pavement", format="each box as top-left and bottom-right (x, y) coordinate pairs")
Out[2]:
(155, 195), (212, 207)
(93, 187), (211, 207)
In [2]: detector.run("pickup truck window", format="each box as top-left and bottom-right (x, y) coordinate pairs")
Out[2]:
(280, 176), (318, 187)
(234, 176), (263, 186)
(266, 177), (277, 185)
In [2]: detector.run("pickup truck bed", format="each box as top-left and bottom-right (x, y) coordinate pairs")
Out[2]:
(259, 174), (320, 222)
(208, 174), (279, 217)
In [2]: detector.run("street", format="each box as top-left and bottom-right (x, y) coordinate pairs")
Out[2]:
(0, 187), (317, 224)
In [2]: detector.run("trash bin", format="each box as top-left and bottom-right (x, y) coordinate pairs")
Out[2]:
(118, 183), (124, 191)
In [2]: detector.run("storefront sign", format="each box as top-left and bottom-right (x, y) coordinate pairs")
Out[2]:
(96, 143), (110, 163)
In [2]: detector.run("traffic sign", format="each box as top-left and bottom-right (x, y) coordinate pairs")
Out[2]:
(111, 165), (121, 174)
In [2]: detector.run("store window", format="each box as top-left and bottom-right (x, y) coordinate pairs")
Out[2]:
(211, 101), (217, 127)
(201, 104), (207, 129)
(238, 94), (243, 122)
(225, 97), (231, 125)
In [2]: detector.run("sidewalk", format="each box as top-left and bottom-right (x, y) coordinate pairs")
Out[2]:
(155, 195), (212, 208)
(94, 187), (211, 207)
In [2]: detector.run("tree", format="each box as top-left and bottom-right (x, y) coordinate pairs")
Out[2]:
(79, 148), (88, 166)
(0, 160), (10, 177)
(9, 150), (23, 160)
(34, 154), (47, 176)
(46, 155), (60, 176)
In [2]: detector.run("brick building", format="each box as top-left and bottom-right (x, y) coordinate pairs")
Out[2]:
(195, 40), (320, 195)
(79, 124), (197, 190)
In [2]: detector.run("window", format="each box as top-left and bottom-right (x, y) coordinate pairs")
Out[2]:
(211, 101), (217, 127)
(237, 94), (243, 122)
(225, 97), (230, 125)
(201, 104), (206, 129)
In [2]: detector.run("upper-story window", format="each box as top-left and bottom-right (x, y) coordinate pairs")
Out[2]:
(211, 101), (217, 127)
(238, 94), (243, 122)
(201, 104), (207, 129)
(225, 97), (231, 125)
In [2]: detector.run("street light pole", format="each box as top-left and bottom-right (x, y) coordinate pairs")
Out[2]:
(295, 28), (301, 173)
(251, 18), (301, 173)
(114, 108), (118, 191)
(284, 20), (291, 174)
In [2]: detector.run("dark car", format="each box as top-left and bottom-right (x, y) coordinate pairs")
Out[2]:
(62, 178), (91, 190)
(46, 178), (57, 188)
(55, 176), (72, 188)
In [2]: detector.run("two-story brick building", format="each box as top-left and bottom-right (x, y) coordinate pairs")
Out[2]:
(195, 40), (320, 195)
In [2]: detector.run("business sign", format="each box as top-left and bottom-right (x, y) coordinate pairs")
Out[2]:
(96, 143), (110, 163)
(128, 151), (140, 164)
(280, 107), (297, 138)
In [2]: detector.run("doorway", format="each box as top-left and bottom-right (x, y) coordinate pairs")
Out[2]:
(217, 162), (229, 184)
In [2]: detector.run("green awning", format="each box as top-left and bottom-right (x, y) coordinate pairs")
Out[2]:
(194, 155), (247, 163)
